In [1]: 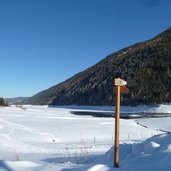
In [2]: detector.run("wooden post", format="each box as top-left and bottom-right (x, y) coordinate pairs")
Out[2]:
(114, 85), (120, 167)
(114, 78), (128, 168)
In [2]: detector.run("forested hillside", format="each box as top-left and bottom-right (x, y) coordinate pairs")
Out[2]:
(26, 27), (171, 106)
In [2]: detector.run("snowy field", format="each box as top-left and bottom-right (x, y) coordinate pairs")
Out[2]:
(0, 105), (171, 170)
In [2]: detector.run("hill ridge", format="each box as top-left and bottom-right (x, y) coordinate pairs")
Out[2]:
(27, 27), (171, 106)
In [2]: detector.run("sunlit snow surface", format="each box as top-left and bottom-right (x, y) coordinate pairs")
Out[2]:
(0, 105), (171, 170)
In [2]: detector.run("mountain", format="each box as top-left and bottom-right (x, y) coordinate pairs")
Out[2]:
(27, 27), (171, 106)
(5, 97), (28, 105)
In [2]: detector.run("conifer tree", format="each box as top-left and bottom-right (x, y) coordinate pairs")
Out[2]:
(0, 97), (7, 106)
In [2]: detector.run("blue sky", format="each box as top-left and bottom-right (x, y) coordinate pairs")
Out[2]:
(0, 0), (171, 98)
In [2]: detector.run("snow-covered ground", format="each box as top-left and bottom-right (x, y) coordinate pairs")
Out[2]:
(0, 105), (171, 170)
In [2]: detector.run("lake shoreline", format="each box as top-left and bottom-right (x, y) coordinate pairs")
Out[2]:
(71, 111), (171, 119)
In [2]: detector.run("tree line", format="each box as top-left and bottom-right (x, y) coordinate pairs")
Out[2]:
(0, 97), (8, 106)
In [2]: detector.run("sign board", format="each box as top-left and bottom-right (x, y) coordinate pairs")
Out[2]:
(120, 86), (129, 93)
(114, 78), (128, 93)
(114, 78), (127, 86)
(114, 86), (129, 93)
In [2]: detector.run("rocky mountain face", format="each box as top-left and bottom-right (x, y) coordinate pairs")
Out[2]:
(27, 27), (171, 106)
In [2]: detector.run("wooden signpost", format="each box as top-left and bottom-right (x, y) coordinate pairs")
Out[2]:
(114, 78), (128, 168)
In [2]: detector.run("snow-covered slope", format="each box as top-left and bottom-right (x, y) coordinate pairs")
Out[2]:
(0, 105), (171, 170)
(88, 133), (171, 171)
